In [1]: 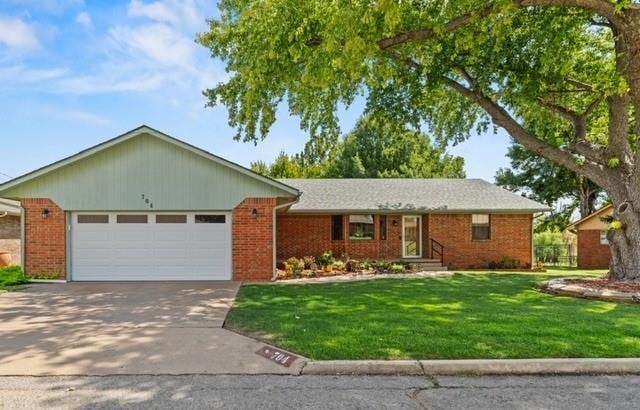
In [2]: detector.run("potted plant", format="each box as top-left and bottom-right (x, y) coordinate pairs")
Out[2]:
(317, 250), (335, 273)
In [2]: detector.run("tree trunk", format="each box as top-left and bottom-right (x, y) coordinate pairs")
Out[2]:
(577, 176), (599, 219)
(608, 201), (640, 281)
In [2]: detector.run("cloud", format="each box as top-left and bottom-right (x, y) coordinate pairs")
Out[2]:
(127, 0), (202, 28)
(75, 12), (93, 29)
(55, 72), (166, 94)
(0, 16), (40, 50)
(108, 23), (196, 69)
(0, 65), (67, 83)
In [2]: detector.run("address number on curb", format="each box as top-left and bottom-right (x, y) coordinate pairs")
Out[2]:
(256, 346), (298, 368)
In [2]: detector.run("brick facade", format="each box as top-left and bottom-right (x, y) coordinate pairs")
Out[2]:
(429, 214), (532, 268)
(276, 214), (409, 261)
(232, 197), (277, 281)
(0, 215), (21, 265)
(278, 213), (533, 269)
(21, 199), (66, 279)
(577, 230), (611, 269)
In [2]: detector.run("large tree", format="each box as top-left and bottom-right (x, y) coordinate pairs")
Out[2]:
(252, 114), (465, 178)
(328, 114), (465, 178)
(496, 142), (603, 230)
(199, 1), (640, 280)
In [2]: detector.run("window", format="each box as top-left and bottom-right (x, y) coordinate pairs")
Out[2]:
(349, 214), (375, 240)
(472, 214), (491, 240)
(156, 215), (187, 224)
(379, 215), (387, 241)
(600, 230), (609, 245)
(117, 214), (148, 224)
(195, 214), (226, 224)
(77, 214), (108, 224)
(331, 215), (343, 241)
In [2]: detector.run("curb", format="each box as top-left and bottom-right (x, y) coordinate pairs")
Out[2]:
(300, 359), (640, 376)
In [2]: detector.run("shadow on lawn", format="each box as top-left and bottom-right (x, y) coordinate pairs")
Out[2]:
(227, 273), (640, 360)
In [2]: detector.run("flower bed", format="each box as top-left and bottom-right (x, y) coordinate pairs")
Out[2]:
(277, 251), (433, 281)
(539, 277), (640, 304)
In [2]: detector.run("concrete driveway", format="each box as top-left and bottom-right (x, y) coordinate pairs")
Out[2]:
(0, 282), (304, 375)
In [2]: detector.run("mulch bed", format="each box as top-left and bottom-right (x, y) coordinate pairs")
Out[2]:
(562, 278), (640, 293)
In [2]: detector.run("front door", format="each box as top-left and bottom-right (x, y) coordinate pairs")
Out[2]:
(403, 215), (422, 258)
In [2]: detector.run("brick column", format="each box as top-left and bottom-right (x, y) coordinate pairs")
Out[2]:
(232, 198), (277, 281)
(21, 199), (66, 279)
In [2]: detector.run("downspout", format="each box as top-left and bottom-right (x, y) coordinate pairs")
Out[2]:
(20, 205), (25, 269)
(272, 196), (301, 281)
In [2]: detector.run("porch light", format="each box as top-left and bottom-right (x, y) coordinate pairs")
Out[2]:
(252, 208), (259, 218)
(42, 208), (50, 219)
(392, 219), (398, 227)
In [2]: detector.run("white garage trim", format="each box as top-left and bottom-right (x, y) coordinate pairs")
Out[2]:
(70, 211), (232, 281)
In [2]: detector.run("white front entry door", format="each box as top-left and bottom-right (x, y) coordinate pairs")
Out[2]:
(71, 212), (232, 281)
(402, 215), (422, 258)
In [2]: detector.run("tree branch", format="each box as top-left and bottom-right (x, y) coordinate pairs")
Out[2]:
(516, 0), (625, 30)
(378, 4), (496, 50)
(440, 76), (612, 187)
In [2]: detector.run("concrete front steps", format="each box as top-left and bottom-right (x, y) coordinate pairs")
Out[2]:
(399, 259), (447, 272)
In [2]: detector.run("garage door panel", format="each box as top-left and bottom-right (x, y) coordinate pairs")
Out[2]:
(71, 212), (232, 281)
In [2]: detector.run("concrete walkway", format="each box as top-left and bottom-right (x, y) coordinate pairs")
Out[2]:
(0, 282), (305, 375)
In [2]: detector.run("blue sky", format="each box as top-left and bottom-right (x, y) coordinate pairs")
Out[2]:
(0, 0), (511, 184)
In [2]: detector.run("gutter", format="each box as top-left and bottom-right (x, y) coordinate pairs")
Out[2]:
(272, 196), (301, 281)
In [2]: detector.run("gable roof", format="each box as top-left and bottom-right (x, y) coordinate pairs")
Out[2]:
(0, 199), (20, 216)
(0, 125), (299, 197)
(278, 178), (550, 213)
(566, 204), (613, 231)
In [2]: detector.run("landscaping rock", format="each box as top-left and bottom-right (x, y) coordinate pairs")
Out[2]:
(539, 278), (640, 304)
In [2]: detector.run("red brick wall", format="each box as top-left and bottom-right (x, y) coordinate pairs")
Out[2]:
(577, 230), (611, 269)
(22, 199), (66, 278)
(277, 214), (413, 261)
(429, 213), (533, 269)
(0, 215), (21, 265)
(233, 198), (277, 281)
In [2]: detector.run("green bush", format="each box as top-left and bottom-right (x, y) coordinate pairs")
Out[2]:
(285, 257), (305, 277)
(316, 250), (335, 267)
(389, 264), (406, 273)
(0, 266), (29, 288)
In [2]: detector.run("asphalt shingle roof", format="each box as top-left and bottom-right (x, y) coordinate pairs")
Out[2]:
(278, 179), (550, 213)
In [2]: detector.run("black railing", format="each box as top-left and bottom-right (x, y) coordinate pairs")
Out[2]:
(431, 238), (444, 266)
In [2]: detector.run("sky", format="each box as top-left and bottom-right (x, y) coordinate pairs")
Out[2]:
(0, 0), (511, 184)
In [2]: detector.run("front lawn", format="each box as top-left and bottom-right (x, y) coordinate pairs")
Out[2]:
(0, 266), (29, 290)
(225, 269), (640, 360)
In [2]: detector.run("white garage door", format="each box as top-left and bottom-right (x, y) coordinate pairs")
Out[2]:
(71, 212), (232, 281)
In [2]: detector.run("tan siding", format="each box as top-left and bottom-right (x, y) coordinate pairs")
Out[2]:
(3, 134), (291, 210)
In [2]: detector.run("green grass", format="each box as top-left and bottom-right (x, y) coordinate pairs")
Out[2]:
(225, 269), (640, 360)
(0, 266), (29, 290)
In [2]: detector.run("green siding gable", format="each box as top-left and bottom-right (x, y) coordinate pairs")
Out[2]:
(1, 133), (294, 210)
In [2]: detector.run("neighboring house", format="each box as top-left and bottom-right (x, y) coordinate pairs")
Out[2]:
(0, 126), (548, 282)
(0, 198), (21, 266)
(567, 205), (613, 269)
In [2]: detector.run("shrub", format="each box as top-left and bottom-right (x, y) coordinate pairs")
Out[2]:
(302, 256), (316, 269)
(0, 266), (29, 288)
(316, 250), (335, 267)
(285, 257), (305, 277)
(346, 259), (360, 272)
(389, 264), (406, 273)
(333, 260), (346, 271)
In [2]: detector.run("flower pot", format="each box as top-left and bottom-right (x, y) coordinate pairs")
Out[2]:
(324, 264), (334, 273)
(0, 252), (11, 267)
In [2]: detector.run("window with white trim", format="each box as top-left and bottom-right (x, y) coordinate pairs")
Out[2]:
(600, 230), (609, 245)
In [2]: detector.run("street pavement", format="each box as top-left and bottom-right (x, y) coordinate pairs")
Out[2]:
(1, 374), (639, 409)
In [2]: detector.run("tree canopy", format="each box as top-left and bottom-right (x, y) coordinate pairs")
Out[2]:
(496, 142), (603, 231)
(251, 114), (465, 178)
(199, 1), (640, 280)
